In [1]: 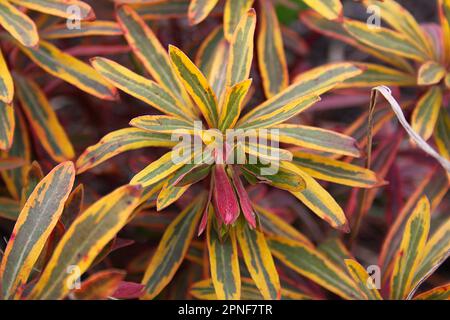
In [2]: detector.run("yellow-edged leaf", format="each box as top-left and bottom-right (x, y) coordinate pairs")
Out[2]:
(8, 0), (94, 20)
(41, 21), (122, 39)
(218, 79), (252, 131)
(141, 193), (206, 299)
(268, 236), (364, 300)
(283, 161), (349, 231)
(238, 63), (361, 124)
(116, 5), (194, 109)
(303, 0), (342, 20)
(76, 128), (175, 174)
(91, 57), (196, 120)
(188, 0), (219, 25)
(73, 269), (125, 300)
(207, 213), (240, 300)
(133, 0), (190, 20)
(363, 0), (433, 58)
(390, 196), (430, 300)
(344, 259), (382, 300)
(226, 9), (256, 87)
(0, 48), (13, 103)
(18, 40), (118, 100)
(343, 19), (428, 62)
(169, 45), (218, 128)
(291, 151), (379, 188)
(0, 0), (38, 47)
(28, 184), (143, 300)
(411, 86), (442, 141)
(195, 26), (225, 79)
(14, 74), (74, 162)
(442, 0), (450, 63)
(0, 162), (75, 299)
(275, 124), (360, 157)
(434, 108), (450, 159)
(0, 102), (14, 151)
(414, 283), (450, 300)
(417, 61), (446, 85)
(130, 115), (194, 133)
(236, 221), (280, 300)
(258, 0), (288, 98)
(223, 0), (254, 40)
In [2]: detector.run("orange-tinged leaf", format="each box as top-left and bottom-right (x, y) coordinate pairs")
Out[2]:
(188, 0), (219, 25)
(343, 19), (428, 62)
(91, 57), (196, 120)
(236, 221), (281, 300)
(73, 269), (125, 300)
(345, 259), (382, 300)
(0, 48), (13, 103)
(268, 236), (364, 300)
(41, 21), (122, 39)
(303, 0), (342, 20)
(0, 162), (75, 299)
(207, 215), (240, 300)
(0, 0), (38, 47)
(8, 0), (95, 20)
(18, 40), (118, 100)
(363, 0), (433, 58)
(76, 128), (175, 174)
(414, 283), (450, 300)
(417, 61), (446, 85)
(226, 9), (256, 88)
(28, 184), (143, 300)
(116, 5), (194, 110)
(141, 193), (206, 299)
(411, 86), (442, 141)
(14, 74), (75, 162)
(439, 0), (450, 63)
(390, 197), (430, 300)
(169, 45), (218, 128)
(258, 0), (288, 98)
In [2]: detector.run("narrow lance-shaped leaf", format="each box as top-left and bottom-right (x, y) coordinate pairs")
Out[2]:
(188, 0), (219, 25)
(130, 115), (195, 134)
(41, 21), (122, 39)
(414, 283), (450, 300)
(0, 101), (14, 151)
(226, 9), (256, 87)
(439, 0), (450, 63)
(207, 215), (240, 300)
(411, 86), (442, 141)
(8, 0), (95, 20)
(28, 184), (143, 300)
(390, 197), (430, 300)
(238, 63), (361, 124)
(268, 236), (365, 300)
(410, 217), (450, 296)
(133, 0), (190, 20)
(283, 161), (349, 231)
(169, 45), (218, 128)
(141, 193), (206, 299)
(275, 124), (360, 157)
(223, 0), (254, 40)
(219, 79), (251, 131)
(20, 161), (44, 207)
(18, 40), (118, 100)
(0, 197), (20, 221)
(258, 0), (288, 98)
(213, 164), (239, 225)
(0, 48), (13, 103)
(344, 259), (382, 300)
(417, 61), (446, 85)
(116, 5), (194, 109)
(434, 108), (450, 160)
(236, 221), (281, 300)
(76, 128), (175, 174)
(196, 26), (225, 78)
(14, 74), (75, 162)
(291, 151), (380, 188)
(73, 270), (125, 300)
(0, 162), (75, 299)
(91, 57), (196, 120)
(343, 19), (428, 62)
(0, 0), (38, 47)
(363, 0), (433, 58)
(303, 0), (342, 20)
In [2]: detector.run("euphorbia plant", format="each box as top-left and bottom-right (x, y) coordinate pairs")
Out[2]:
(76, 5), (381, 299)
(301, 0), (450, 158)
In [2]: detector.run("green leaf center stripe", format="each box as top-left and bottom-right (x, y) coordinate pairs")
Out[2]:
(144, 200), (203, 292)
